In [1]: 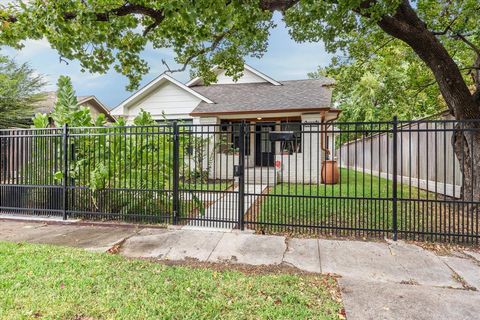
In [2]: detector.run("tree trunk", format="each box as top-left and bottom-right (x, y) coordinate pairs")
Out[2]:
(453, 126), (480, 202)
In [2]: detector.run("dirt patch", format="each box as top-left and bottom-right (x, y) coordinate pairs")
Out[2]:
(410, 241), (480, 256)
(254, 229), (389, 243)
(137, 255), (337, 277)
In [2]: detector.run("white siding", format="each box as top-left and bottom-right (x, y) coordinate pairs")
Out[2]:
(127, 81), (201, 120)
(214, 69), (267, 84)
(110, 105), (125, 116)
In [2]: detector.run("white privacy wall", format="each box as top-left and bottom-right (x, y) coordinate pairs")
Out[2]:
(337, 118), (463, 198)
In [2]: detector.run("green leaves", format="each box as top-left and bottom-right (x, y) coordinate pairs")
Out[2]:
(53, 171), (64, 181)
(0, 55), (45, 128)
(0, 0), (272, 90)
(132, 109), (155, 126)
(310, 38), (445, 123)
(1, 0), (479, 105)
(32, 113), (49, 128)
(89, 164), (109, 192)
(51, 75), (79, 127)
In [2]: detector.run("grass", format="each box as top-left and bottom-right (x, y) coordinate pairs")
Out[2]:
(255, 168), (436, 235)
(0, 241), (343, 319)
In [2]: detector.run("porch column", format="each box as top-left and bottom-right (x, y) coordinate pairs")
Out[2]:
(301, 113), (323, 184)
(192, 117), (221, 180)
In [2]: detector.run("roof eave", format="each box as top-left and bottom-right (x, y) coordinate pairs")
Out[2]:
(190, 107), (341, 117)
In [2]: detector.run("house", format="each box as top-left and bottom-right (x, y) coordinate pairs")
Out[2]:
(111, 64), (340, 184)
(35, 92), (115, 123)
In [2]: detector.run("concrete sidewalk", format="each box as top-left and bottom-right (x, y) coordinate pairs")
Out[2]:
(1, 219), (479, 319)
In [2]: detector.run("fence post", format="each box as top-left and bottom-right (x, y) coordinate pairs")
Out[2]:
(172, 122), (180, 225)
(62, 124), (68, 221)
(392, 116), (398, 241)
(238, 121), (246, 230)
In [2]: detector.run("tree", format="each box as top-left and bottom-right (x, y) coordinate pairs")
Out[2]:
(1, 0), (479, 199)
(32, 78), (201, 218)
(0, 54), (45, 128)
(309, 39), (446, 123)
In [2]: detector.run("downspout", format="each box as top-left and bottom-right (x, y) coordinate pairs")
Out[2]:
(320, 110), (340, 157)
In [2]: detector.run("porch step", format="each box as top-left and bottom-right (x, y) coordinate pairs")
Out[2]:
(244, 168), (278, 186)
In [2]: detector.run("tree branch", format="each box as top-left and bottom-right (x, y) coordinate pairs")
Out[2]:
(431, 15), (459, 36)
(3, 3), (165, 29)
(163, 30), (232, 74)
(258, 0), (299, 11)
(452, 33), (480, 55)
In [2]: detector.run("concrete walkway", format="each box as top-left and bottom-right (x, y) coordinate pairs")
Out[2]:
(1, 218), (479, 319)
(185, 184), (267, 230)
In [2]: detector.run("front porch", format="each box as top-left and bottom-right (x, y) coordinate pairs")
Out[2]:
(195, 111), (340, 185)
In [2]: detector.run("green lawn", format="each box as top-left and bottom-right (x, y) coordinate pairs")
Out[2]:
(0, 242), (343, 319)
(256, 168), (436, 235)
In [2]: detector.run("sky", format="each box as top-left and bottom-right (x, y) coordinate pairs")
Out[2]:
(2, 12), (332, 109)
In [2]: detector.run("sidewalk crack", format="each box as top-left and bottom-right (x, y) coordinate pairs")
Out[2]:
(281, 237), (290, 263)
(206, 232), (225, 262)
(317, 239), (322, 273)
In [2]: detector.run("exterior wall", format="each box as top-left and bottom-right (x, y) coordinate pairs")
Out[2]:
(271, 115), (326, 184)
(213, 68), (268, 85)
(115, 81), (202, 121)
(191, 117), (238, 181)
(198, 113), (339, 185)
(79, 101), (114, 122)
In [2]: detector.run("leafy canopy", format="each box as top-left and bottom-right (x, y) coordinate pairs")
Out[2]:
(309, 39), (445, 122)
(0, 0), (273, 90)
(1, 1), (479, 120)
(0, 54), (45, 128)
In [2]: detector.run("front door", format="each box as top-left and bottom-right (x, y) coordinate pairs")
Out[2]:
(255, 124), (276, 166)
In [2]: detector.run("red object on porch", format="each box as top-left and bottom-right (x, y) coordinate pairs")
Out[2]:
(321, 160), (340, 184)
(275, 160), (281, 169)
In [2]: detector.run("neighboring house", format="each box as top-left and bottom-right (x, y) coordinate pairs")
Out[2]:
(35, 92), (115, 123)
(111, 64), (340, 184)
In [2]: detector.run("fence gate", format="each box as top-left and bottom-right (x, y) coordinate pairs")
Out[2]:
(0, 128), (66, 217)
(175, 123), (241, 229)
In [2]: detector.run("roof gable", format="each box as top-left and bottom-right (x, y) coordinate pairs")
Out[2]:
(186, 64), (281, 87)
(34, 92), (114, 121)
(111, 73), (213, 115)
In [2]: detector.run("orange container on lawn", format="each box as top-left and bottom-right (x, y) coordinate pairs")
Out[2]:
(321, 160), (340, 184)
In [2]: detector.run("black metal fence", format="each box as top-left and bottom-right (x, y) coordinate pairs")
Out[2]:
(1, 118), (479, 243)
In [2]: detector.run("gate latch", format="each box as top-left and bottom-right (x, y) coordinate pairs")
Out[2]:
(233, 165), (243, 177)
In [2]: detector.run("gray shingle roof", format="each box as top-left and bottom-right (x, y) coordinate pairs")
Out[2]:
(190, 78), (335, 115)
